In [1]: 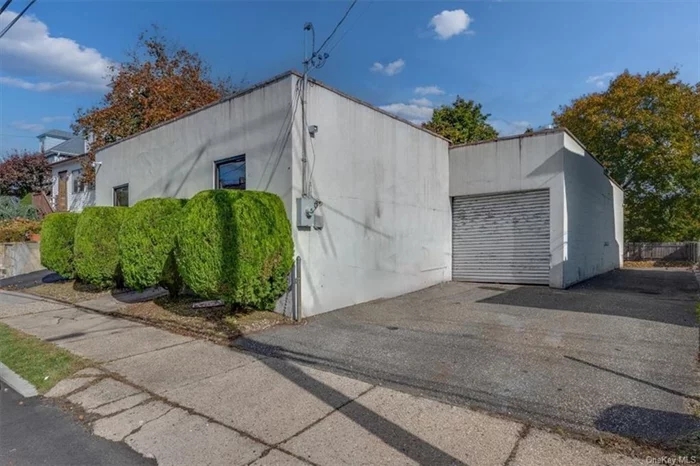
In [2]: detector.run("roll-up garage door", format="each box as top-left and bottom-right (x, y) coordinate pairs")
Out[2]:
(452, 189), (550, 285)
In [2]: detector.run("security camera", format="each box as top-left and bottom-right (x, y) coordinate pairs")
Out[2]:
(308, 125), (318, 137)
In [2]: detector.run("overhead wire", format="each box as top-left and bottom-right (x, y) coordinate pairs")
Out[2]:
(0, 0), (36, 39)
(315, 0), (358, 56)
(326, 0), (374, 55)
(0, 0), (14, 16)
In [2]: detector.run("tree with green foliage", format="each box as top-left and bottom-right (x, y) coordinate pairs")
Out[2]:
(423, 97), (498, 144)
(553, 70), (700, 241)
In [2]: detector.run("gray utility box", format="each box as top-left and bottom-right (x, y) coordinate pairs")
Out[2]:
(296, 197), (324, 230)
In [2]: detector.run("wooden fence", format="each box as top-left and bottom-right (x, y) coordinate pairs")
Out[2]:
(624, 242), (700, 262)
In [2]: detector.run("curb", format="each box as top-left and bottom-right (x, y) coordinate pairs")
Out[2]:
(0, 362), (38, 398)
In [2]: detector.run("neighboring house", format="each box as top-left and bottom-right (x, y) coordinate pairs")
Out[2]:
(38, 129), (95, 212)
(94, 70), (623, 317)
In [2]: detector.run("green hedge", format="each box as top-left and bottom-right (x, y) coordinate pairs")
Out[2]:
(176, 190), (293, 309)
(119, 198), (187, 296)
(74, 207), (128, 288)
(40, 213), (79, 278)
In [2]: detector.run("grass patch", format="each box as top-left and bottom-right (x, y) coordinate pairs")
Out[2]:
(22, 280), (123, 304)
(121, 295), (291, 342)
(0, 322), (89, 393)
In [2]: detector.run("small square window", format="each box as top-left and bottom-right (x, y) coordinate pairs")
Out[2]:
(215, 155), (246, 190)
(113, 184), (129, 207)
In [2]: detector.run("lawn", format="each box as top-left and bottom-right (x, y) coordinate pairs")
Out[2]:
(0, 322), (90, 393)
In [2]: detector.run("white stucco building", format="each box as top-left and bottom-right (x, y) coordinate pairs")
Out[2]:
(449, 129), (624, 288)
(93, 70), (623, 316)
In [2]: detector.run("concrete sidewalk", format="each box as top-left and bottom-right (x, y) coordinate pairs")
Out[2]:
(0, 290), (648, 465)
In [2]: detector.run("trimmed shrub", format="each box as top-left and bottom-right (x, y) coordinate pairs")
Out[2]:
(0, 218), (42, 242)
(119, 198), (187, 296)
(176, 190), (294, 309)
(40, 213), (79, 277)
(74, 207), (128, 288)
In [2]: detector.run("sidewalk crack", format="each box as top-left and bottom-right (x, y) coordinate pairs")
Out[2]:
(504, 424), (531, 466)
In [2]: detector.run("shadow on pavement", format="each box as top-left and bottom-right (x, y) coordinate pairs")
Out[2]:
(565, 356), (700, 401)
(478, 269), (699, 327)
(237, 336), (466, 465)
(596, 405), (700, 443)
(0, 269), (65, 289)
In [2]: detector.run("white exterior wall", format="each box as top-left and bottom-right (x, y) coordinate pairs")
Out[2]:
(51, 160), (95, 212)
(449, 132), (567, 288)
(562, 133), (623, 286)
(41, 136), (66, 152)
(291, 77), (452, 316)
(95, 75), (295, 218)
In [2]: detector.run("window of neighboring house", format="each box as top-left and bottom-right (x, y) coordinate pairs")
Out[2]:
(72, 169), (85, 193)
(215, 155), (246, 190)
(113, 184), (129, 207)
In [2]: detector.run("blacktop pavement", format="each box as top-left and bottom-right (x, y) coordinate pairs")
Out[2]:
(239, 268), (700, 446)
(0, 273), (691, 465)
(0, 382), (155, 466)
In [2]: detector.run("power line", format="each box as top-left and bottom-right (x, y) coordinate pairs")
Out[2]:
(316, 0), (358, 55)
(0, 0), (13, 16)
(326, 0), (374, 55)
(0, 0), (36, 39)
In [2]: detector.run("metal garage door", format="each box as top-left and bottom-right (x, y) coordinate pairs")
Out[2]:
(452, 190), (550, 285)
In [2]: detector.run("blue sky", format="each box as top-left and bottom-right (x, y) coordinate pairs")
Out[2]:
(1, 0), (698, 154)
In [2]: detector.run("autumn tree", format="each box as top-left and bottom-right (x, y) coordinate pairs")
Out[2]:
(73, 27), (235, 182)
(553, 70), (700, 242)
(0, 150), (52, 198)
(423, 97), (498, 145)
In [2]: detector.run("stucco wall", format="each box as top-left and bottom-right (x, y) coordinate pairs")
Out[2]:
(0, 242), (43, 279)
(449, 132), (567, 288)
(291, 77), (452, 316)
(51, 160), (95, 212)
(562, 133), (623, 287)
(95, 75), (295, 218)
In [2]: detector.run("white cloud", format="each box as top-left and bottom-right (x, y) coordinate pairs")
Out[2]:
(370, 59), (405, 76)
(11, 121), (44, 132)
(409, 98), (432, 106)
(586, 72), (616, 89)
(0, 77), (106, 93)
(414, 86), (444, 96)
(379, 103), (434, 123)
(0, 11), (111, 93)
(40, 116), (70, 123)
(489, 119), (531, 136)
(429, 9), (472, 40)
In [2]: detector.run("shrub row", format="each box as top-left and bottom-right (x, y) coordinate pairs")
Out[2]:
(40, 213), (79, 277)
(177, 190), (294, 309)
(39, 190), (293, 310)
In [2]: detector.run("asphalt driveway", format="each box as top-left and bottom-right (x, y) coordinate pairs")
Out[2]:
(237, 268), (700, 446)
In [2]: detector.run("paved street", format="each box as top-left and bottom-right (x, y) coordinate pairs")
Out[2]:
(239, 269), (700, 444)
(0, 383), (154, 466)
(0, 287), (652, 465)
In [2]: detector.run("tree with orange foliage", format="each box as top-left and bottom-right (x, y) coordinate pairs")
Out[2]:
(72, 27), (235, 183)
